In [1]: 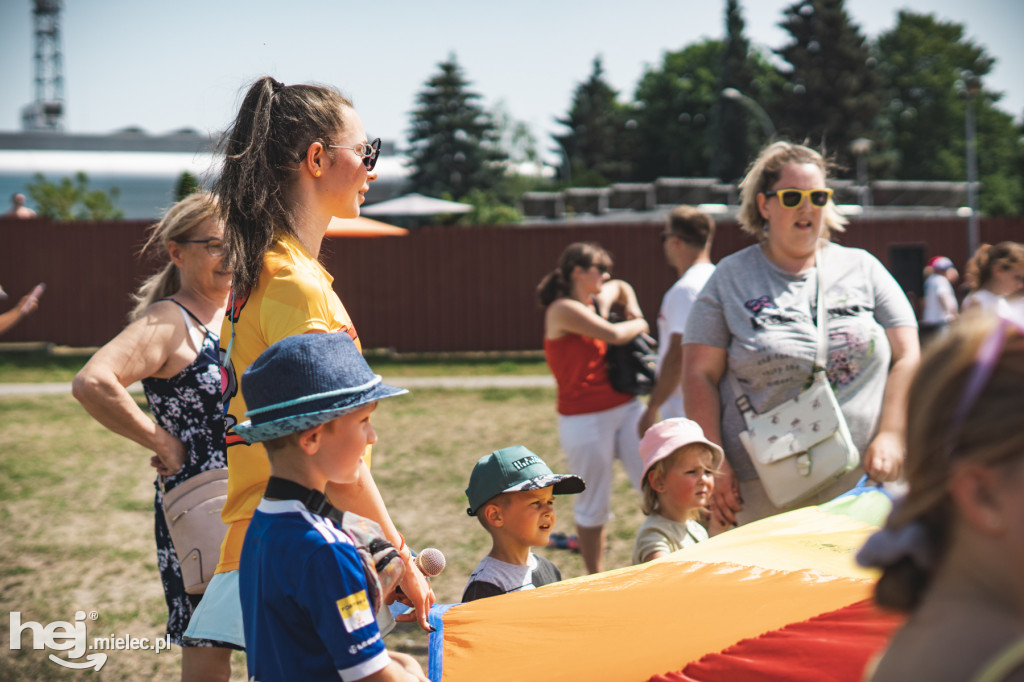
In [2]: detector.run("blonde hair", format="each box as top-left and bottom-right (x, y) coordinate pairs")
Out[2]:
(873, 313), (1024, 611)
(640, 444), (715, 518)
(737, 141), (847, 241)
(965, 241), (1024, 292)
(130, 192), (219, 320)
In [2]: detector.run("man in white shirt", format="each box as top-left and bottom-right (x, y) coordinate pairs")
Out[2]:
(638, 205), (716, 436)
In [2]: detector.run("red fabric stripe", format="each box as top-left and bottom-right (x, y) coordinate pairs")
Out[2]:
(649, 599), (905, 682)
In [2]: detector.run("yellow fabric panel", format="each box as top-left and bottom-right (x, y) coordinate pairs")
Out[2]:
(676, 506), (881, 581)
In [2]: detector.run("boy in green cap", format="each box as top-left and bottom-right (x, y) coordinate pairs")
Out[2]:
(462, 446), (586, 602)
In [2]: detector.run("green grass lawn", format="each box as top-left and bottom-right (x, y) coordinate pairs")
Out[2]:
(0, 385), (645, 680)
(0, 347), (549, 383)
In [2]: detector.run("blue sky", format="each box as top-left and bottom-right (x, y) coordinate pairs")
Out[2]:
(0, 0), (1020, 161)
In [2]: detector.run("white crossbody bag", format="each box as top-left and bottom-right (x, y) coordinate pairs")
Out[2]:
(729, 250), (859, 508)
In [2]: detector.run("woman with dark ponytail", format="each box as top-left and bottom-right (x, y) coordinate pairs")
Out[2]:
(184, 77), (434, 651)
(858, 310), (1024, 681)
(538, 242), (650, 574)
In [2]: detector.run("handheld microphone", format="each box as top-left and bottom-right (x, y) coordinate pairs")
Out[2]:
(413, 547), (446, 577)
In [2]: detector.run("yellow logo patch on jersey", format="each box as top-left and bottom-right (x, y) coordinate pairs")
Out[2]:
(336, 590), (374, 632)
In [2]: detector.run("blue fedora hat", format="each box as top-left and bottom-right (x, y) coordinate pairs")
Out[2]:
(234, 332), (407, 443)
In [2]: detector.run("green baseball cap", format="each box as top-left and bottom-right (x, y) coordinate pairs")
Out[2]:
(466, 445), (586, 516)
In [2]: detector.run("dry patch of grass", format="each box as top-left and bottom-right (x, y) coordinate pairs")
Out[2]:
(0, 388), (645, 679)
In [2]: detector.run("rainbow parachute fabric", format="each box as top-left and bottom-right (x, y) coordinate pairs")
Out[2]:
(426, 485), (904, 681)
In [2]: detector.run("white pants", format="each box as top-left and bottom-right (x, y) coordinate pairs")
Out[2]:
(558, 399), (645, 528)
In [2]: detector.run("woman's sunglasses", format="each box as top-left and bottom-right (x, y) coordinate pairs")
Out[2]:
(763, 188), (834, 209)
(328, 137), (382, 171)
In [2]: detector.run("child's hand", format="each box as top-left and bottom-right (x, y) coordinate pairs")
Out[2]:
(393, 560), (435, 632)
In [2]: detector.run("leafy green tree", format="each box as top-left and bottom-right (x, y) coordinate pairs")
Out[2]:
(407, 54), (507, 200)
(872, 11), (1022, 215)
(773, 0), (882, 173)
(26, 172), (123, 220)
(455, 188), (521, 226)
(175, 171), (199, 201)
(631, 40), (724, 181)
(553, 56), (633, 186)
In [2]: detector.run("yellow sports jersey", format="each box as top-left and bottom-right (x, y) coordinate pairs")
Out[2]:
(217, 232), (360, 573)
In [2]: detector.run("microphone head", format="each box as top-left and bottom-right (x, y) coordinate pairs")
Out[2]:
(415, 547), (446, 577)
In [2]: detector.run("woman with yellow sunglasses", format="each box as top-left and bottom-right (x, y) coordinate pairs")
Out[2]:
(682, 141), (920, 532)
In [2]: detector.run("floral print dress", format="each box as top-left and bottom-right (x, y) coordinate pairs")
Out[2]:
(142, 300), (231, 647)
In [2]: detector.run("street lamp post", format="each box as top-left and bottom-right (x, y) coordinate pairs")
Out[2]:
(962, 72), (981, 257)
(721, 87), (776, 141)
(850, 137), (873, 209)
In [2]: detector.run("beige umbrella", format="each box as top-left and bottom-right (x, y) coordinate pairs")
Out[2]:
(360, 192), (472, 216)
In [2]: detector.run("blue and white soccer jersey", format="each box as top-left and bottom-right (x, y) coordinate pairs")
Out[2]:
(240, 499), (389, 682)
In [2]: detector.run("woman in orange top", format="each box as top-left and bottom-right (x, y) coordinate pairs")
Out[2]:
(537, 241), (650, 573)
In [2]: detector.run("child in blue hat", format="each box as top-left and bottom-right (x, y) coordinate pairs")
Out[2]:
(462, 446), (585, 602)
(235, 332), (427, 682)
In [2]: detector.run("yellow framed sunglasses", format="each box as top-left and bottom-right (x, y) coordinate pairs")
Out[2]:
(763, 188), (834, 208)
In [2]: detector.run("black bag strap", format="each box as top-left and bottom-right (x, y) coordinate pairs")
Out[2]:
(265, 476), (340, 521)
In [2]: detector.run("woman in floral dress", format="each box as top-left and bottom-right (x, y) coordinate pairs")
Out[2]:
(73, 192), (236, 681)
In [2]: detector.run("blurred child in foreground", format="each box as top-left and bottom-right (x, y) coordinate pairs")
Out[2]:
(858, 310), (1024, 681)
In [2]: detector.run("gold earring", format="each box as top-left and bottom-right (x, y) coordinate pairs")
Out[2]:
(314, 169), (321, 178)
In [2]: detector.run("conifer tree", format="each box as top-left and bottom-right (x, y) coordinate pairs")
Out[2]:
(553, 56), (632, 186)
(407, 54), (507, 200)
(774, 0), (881, 173)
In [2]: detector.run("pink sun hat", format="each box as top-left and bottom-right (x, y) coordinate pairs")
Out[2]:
(639, 418), (724, 480)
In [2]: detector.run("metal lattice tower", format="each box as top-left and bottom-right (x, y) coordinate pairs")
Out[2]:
(21, 0), (65, 131)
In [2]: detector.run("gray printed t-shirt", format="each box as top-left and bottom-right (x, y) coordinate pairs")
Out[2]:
(683, 242), (917, 481)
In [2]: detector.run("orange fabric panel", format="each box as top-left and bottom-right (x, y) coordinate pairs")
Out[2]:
(439, 561), (873, 682)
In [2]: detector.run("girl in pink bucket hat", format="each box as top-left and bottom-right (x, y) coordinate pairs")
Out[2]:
(632, 418), (723, 564)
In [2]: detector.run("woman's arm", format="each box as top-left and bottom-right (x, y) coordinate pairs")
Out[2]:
(547, 297), (648, 344)
(326, 463), (435, 632)
(71, 303), (188, 475)
(862, 326), (920, 482)
(682, 343), (742, 528)
(0, 294), (38, 336)
(595, 279), (643, 320)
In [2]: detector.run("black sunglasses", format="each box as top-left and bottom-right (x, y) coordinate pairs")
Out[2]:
(763, 188), (834, 209)
(177, 238), (225, 257)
